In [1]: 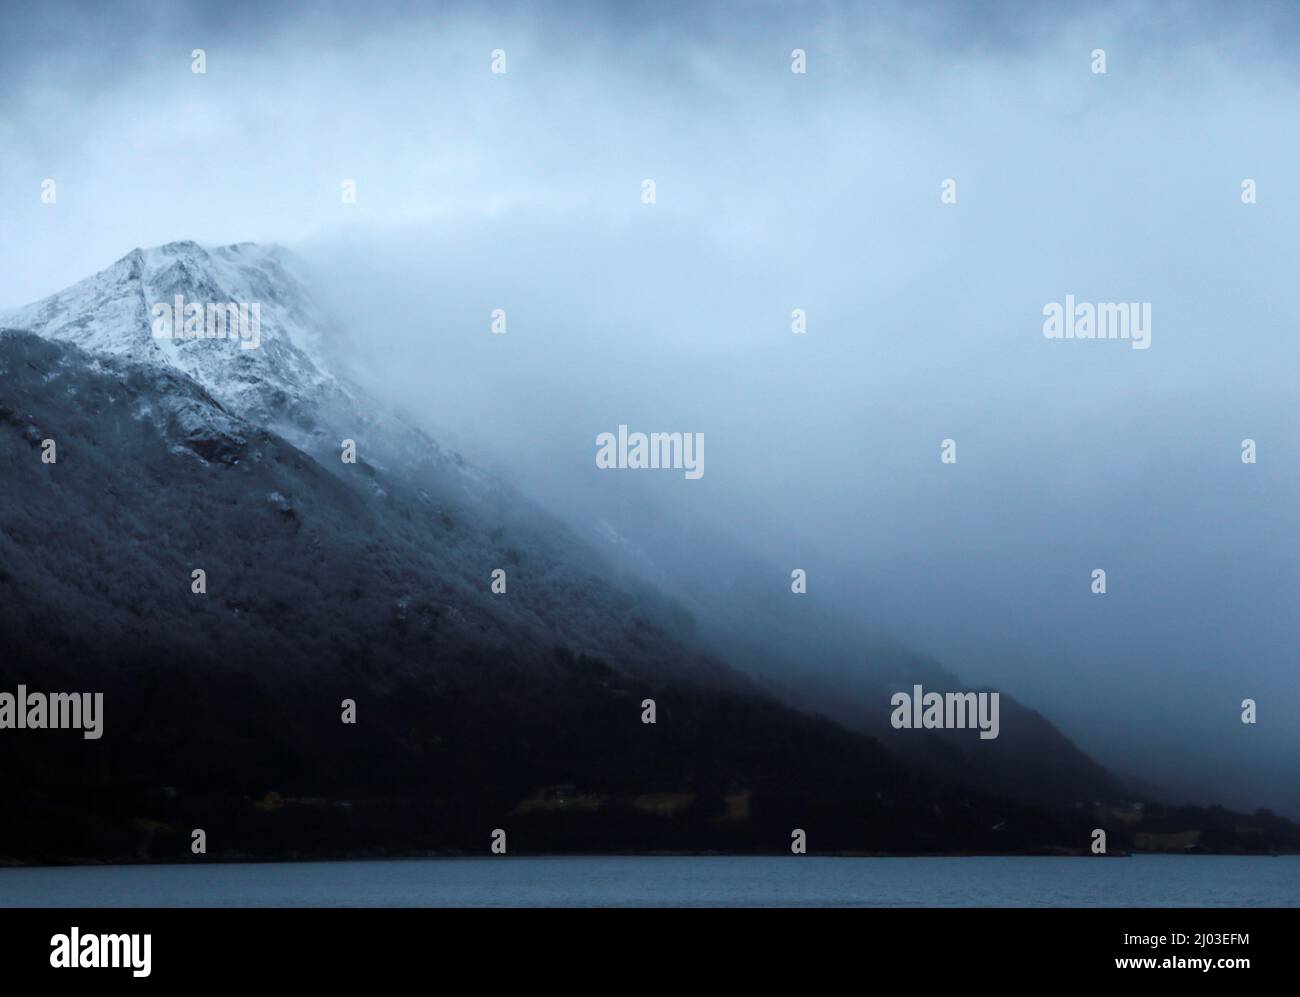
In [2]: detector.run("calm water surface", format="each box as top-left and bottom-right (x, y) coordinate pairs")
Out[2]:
(1, 855), (1296, 907)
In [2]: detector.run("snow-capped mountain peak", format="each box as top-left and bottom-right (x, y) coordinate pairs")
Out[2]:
(2, 241), (348, 429)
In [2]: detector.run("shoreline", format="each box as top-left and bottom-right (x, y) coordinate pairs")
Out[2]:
(5, 849), (1298, 871)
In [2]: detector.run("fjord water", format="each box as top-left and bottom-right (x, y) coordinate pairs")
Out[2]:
(2, 856), (1296, 907)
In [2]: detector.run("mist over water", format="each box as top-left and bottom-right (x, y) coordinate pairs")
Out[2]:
(2, 1), (1297, 814)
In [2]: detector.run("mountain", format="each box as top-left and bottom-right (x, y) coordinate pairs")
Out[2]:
(2, 243), (1292, 863)
(3, 241), (464, 487)
(4, 242), (342, 433)
(580, 511), (1124, 806)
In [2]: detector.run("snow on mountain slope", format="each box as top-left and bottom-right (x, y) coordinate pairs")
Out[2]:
(0, 242), (691, 648)
(0, 241), (490, 495)
(4, 242), (335, 416)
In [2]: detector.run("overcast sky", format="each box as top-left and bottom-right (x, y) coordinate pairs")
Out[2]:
(2, 0), (1298, 812)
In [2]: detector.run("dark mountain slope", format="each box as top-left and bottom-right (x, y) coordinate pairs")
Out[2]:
(0, 329), (1119, 862)
(0, 327), (715, 687)
(586, 512), (1125, 805)
(2, 241), (1293, 862)
(1, 242), (1134, 815)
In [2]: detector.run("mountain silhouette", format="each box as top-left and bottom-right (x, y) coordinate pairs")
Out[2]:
(1, 244), (1292, 862)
